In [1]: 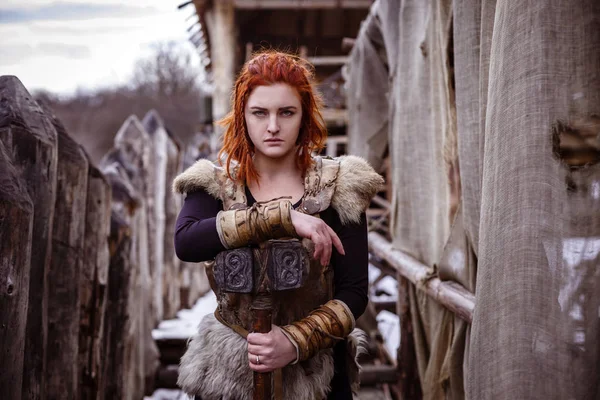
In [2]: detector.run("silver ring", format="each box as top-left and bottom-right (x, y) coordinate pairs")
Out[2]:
(256, 355), (260, 365)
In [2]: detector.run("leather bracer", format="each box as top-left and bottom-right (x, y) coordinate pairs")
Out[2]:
(216, 200), (298, 249)
(281, 299), (355, 362)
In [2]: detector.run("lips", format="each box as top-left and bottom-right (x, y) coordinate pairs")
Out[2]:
(264, 138), (283, 143)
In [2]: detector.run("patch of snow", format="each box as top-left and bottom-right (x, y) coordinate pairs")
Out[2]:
(377, 310), (400, 358)
(368, 262), (381, 284)
(560, 238), (600, 312)
(152, 290), (218, 340)
(144, 389), (190, 400)
(373, 275), (398, 300)
(562, 237), (600, 269)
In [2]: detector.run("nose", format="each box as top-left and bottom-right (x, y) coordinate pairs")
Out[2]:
(267, 115), (279, 134)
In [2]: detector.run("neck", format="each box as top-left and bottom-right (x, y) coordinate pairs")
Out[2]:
(253, 152), (300, 182)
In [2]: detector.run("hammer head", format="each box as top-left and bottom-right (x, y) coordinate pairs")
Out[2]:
(214, 239), (309, 294)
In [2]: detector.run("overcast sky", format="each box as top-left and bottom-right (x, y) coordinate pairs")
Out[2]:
(0, 0), (204, 95)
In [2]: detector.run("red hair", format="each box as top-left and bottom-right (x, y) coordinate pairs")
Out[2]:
(217, 50), (327, 185)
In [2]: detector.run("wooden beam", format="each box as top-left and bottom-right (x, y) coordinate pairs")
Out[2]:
(359, 365), (399, 386)
(397, 276), (422, 399)
(342, 37), (356, 51)
(372, 299), (396, 313)
(371, 195), (391, 209)
(321, 108), (347, 126)
(234, 0), (372, 9)
(156, 365), (179, 389)
(308, 55), (349, 66)
(368, 232), (475, 323)
(325, 135), (347, 157)
(204, 0), (235, 122)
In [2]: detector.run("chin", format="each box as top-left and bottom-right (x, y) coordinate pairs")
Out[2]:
(258, 147), (294, 160)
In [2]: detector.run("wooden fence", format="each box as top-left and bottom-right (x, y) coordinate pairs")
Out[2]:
(0, 76), (209, 400)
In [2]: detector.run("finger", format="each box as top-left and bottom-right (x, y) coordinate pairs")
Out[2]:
(317, 229), (331, 265)
(312, 232), (323, 260)
(249, 362), (274, 373)
(321, 239), (331, 266)
(247, 332), (270, 345)
(247, 344), (264, 355)
(326, 225), (345, 255)
(248, 352), (268, 366)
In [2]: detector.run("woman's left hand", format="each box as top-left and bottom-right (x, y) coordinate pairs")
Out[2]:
(247, 325), (297, 372)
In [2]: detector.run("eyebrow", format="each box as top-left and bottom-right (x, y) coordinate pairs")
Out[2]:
(249, 106), (298, 110)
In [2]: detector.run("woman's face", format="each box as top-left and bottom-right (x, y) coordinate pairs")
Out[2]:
(244, 83), (303, 162)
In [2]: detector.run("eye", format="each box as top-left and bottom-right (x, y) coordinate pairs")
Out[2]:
(281, 110), (295, 117)
(252, 110), (266, 117)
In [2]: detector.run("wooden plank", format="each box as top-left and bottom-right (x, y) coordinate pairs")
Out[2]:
(321, 108), (348, 127)
(162, 131), (183, 320)
(100, 158), (156, 400)
(233, 0), (372, 9)
(372, 299), (396, 313)
(368, 232), (475, 323)
(155, 338), (187, 365)
(342, 37), (356, 51)
(308, 55), (349, 66)
(0, 140), (33, 400)
(105, 116), (160, 397)
(325, 135), (347, 158)
(155, 365), (179, 389)
(397, 276), (421, 399)
(0, 76), (59, 400)
(360, 364), (398, 386)
(79, 162), (111, 400)
(142, 110), (168, 324)
(102, 209), (133, 400)
(357, 387), (390, 400)
(45, 117), (89, 399)
(204, 0), (235, 124)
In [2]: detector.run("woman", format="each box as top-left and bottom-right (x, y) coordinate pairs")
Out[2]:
(173, 51), (383, 400)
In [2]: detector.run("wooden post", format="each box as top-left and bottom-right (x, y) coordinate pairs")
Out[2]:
(45, 118), (89, 399)
(161, 128), (183, 320)
(99, 161), (138, 400)
(204, 0), (236, 133)
(142, 110), (168, 324)
(0, 140), (34, 400)
(397, 276), (422, 399)
(79, 162), (111, 400)
(0, 76), (58, 400)
(103, 116), (160, 397)
(102, 210), (133, 400)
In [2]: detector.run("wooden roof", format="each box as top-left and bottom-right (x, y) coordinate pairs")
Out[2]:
(186, 0), (372, 10)
(232, 0), (372, 9)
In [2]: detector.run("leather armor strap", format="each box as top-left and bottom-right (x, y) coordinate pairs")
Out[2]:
(280, 300), (355, 362)
(216, 200), (298, 249)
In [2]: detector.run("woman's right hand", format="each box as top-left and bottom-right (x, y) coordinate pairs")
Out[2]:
(290, 210), (345, 266)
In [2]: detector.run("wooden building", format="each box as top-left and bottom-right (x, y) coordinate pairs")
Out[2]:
(179, 0), (374, 154)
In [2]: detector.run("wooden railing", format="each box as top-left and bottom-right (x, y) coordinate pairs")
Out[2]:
(366, 195), (475, 399)
(368, 232), (474, 323)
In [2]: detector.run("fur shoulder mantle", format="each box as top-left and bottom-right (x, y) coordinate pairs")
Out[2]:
(172, 155), (384, 225)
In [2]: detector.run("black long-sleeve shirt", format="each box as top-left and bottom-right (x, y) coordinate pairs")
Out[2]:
(174, 188), (369, 400)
